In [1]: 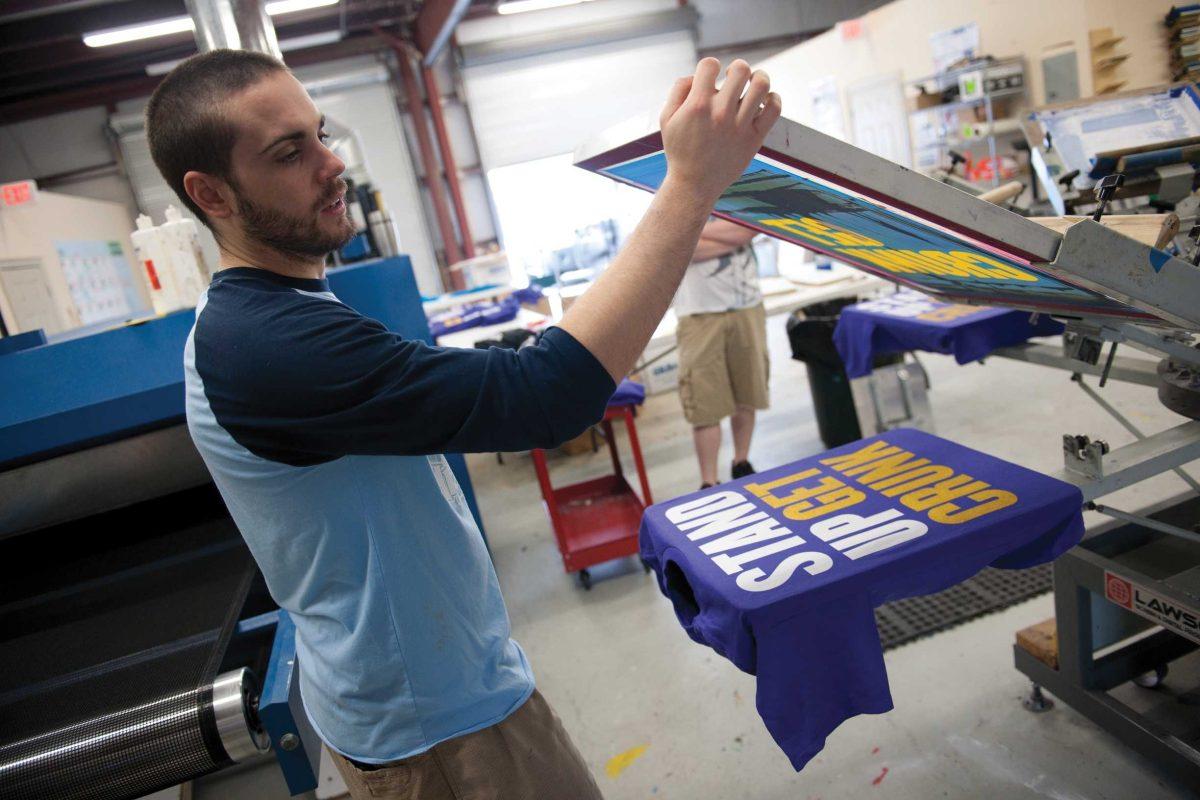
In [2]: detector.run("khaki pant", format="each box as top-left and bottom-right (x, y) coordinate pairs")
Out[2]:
(329, 690), (603, 800)
(676, 303), (770, 427)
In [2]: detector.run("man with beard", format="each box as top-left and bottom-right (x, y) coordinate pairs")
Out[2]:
(147, 49), (779, 799)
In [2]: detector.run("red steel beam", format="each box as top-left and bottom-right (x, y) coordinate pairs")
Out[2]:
(378, 28), (464, 277)
(421, 64), (475, 260)
(413, 0), (470, 66)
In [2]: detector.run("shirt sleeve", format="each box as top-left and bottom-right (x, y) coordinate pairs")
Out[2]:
(193, 285), (616, 465)
(754, 597), (893, 771)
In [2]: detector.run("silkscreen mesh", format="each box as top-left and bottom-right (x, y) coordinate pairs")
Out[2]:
(0, 486), (257, 800)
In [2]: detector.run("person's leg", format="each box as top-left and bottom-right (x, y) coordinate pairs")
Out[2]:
(727, 304), (770, 478)
(328, 746), (455, 800)
(433, 689), (603, 799)
(676, 312), (734, 487)
(693, 423), (722, 487)
(730, 404), (755, 464)
(327, 690), (602, 800)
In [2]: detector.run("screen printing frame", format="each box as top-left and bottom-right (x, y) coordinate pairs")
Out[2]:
(575, 113), (1195, 328)
(1020, 82), (1200, 215)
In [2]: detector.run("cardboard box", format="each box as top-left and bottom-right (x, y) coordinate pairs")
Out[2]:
(635, 337), (680, 395)
(559, 428), (596, 455)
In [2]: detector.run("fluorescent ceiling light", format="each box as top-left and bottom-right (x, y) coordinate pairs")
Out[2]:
(86, 0), (339, 48)
(279, 29), (342, 50)
(84, 16), (194, 47)
(497, 0), (593, 15)
(144, 30), (339, 74)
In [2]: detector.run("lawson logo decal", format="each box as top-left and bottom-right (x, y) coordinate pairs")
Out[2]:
(1105, 571), (1200, 644)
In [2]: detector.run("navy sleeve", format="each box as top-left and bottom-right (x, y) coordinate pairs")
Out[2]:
(194, 283), (616, 465)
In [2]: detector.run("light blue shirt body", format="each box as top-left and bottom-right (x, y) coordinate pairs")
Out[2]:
(183, 268), (611, 761)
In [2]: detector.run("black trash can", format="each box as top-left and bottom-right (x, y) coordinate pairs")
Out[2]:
(786, 298), (900, 449)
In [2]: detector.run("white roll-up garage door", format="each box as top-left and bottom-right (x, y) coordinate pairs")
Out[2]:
(460, 9), (698, 171)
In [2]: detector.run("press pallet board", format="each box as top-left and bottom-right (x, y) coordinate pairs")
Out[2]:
(1028, 213), (1179, 249)
(1016, 618), (1059, 670)
(575, 113), (1194, 327)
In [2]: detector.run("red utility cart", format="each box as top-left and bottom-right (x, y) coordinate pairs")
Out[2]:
(531, 403), (653, 589)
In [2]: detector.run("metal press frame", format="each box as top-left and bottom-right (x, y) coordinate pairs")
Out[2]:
(992, 318), (1200, 788)
(576, 112), (1200, 330)
(579, 108), (1200, 785)
(1013, 494), (1200, 788)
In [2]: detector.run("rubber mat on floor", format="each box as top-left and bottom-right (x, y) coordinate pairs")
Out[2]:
(875, 564), (1053, 651)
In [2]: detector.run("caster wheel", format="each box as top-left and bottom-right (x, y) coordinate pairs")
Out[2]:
(1134, 664), (1169, 689)
(578, 569), (592, 590)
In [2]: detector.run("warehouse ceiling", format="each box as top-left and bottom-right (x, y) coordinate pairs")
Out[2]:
(0, 0), (889, 124)
(0, 0), (491, 122)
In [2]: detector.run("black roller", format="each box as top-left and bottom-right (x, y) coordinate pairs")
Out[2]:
(2, 674), (227, 800)
(0, 489), (261, 800)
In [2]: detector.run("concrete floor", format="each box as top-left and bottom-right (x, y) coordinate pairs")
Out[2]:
(198, 319), (1200, 799)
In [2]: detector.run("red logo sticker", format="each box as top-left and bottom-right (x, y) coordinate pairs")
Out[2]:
(1, 181), (33, 206)
(1105, 572), (1133, 609)
(144, 259), (161, 291)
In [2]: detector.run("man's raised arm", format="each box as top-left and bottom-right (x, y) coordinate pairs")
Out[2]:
(558, 58), (781, 382)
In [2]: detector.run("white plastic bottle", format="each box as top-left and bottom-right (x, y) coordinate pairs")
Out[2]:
(160, 205), (210, 307)
(368, 190), (400, 257)
(131, 213), (183, 314)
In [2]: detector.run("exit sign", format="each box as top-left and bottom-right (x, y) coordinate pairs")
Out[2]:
(1, 180), (38, 207)
(838, 18), (865, 41)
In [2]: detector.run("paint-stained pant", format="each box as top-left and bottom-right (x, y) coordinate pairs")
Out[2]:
(329, 690), (604, 799)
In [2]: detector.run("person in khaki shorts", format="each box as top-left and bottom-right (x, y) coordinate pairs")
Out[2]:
(675, 218), (769, 489)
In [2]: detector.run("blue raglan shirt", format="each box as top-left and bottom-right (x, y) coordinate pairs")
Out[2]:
(183, 267), (614, 762)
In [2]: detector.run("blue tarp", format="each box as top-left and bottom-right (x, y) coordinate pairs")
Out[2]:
(608, 378), (646, 408)
(427, 286), (544, 339)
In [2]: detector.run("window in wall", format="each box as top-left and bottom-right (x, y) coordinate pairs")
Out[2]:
(487, 152), (653, 287)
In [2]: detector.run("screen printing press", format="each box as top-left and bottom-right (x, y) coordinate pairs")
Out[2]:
(1021, 82), (1200, 217)
(578, 112), (1200, 783)
(0, 258), (483, 800)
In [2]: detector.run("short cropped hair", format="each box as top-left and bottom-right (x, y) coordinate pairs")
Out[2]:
(145, 49), (289, 226)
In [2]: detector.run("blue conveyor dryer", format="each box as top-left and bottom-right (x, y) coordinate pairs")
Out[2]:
(0, 257), (482, 799)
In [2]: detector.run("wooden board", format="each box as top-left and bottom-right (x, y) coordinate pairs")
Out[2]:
(1016, 618), (1059, 670)
(1029, 214), (1180, 249)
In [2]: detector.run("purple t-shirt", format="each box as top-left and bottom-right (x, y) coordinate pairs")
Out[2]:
(834, 290), (1064, 378)
(640, 428), (1083, 769)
